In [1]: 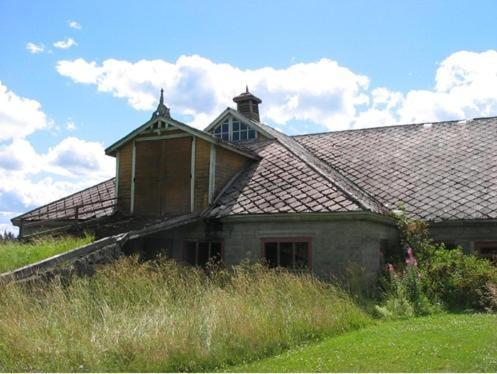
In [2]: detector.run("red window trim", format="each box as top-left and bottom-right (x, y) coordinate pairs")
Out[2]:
(260, 237), (312, 270)
(182, 239), (225, 266)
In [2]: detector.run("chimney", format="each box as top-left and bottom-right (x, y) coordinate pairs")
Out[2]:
(233, 86), (262, 122)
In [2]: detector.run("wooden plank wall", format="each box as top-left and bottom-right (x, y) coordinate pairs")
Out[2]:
(161, 137), (192, 215)
(117, 142), (133, 214)
(215, 147), (248, 196)
(194, 138), (210, 212)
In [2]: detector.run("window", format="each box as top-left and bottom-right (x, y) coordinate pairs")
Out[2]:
(184, 240), (223, 267)
(262, 238), (311, 270)
(212, 117), (257, 143)
(474, 241), (497, 263)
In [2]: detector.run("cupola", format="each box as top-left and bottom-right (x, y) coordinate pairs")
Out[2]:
(233, 86), (262, 122)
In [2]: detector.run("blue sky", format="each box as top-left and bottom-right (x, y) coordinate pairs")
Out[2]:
(1, 0), (497, 233)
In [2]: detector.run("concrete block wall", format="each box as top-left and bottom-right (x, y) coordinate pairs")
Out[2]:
(137, 213), (399, 279)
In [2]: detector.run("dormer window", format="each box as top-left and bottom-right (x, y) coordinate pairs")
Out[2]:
(213, 117), (257, 143)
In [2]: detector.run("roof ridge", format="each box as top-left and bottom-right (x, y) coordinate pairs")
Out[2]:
(248, 121), (387, 214)
(292, 115), (497, 138)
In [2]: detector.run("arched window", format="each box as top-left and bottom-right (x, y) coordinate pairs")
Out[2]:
(212, 117), (257, 143)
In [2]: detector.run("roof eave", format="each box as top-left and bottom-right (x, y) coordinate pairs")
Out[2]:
(105, 114), (260, 160)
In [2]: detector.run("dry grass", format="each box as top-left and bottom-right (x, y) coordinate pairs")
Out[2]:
(0, 258), (370, 372)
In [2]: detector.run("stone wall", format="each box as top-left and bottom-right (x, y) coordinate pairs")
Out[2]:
(0, 233), (128, 284)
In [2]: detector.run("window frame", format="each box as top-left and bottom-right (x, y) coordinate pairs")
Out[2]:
(260, 237), (312, 271)
(474, 240), (497, 261)
(212, 116), (258, 143)
(182, 240), (224, 267)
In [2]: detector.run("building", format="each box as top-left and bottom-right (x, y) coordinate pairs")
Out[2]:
(11, 88), (497, 277)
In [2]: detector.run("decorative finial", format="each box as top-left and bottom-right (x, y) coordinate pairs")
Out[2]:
(151, 88), (170, 119)
(245, 85), (249, 93)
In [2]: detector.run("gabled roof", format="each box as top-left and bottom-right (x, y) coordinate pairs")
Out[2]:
(105, 114), (260, 160)
(295, 117), (497, 222)
(207, 112), (387, 217)
(203, 107), (275, 140)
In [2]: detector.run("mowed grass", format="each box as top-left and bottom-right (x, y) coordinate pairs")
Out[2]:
(234, 313), (497, 372)
(0, 235), (94, 273)
(0, 258), (370, 372)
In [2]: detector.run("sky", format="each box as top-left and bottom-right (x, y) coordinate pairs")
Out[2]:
(1, 0), (497, 234)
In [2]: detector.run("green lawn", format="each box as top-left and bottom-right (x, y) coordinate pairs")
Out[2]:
(0, 235), (93, 273)
(233, 313), (497, 372)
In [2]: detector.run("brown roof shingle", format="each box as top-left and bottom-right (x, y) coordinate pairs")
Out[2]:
(295, 117), (497, 222)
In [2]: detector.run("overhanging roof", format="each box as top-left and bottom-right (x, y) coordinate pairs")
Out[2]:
(105, 114), (260, 160)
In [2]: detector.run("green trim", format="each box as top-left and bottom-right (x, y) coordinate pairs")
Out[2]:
(203, 108), (275, 140)
(105, 115), (259, 160)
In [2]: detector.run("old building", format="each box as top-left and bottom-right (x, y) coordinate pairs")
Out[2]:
(11, 88), (497, 277)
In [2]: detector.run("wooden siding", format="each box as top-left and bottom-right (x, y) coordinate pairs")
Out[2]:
(117, 142), (133, 214)
(134, 141), (162, 216)
(162, 137), (192, 215)
(133, 137), (192, 217)
(215, 146), (248, 196)
(194, 138), (210, 212)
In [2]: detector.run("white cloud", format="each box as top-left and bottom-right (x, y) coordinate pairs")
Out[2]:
(68, 20), (82, 30)
(26, 42), (44, 54)
(66, 120), (77, 131)
(0, 81), (48, 141)
(56, 55), (370, 130)
(0, 84), (114, 234)
(357, 50), (497, 126)
(53, 38), (77, 49)
(56, 50), (497, 131)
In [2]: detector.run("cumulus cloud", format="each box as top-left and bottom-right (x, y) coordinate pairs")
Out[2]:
(68, 20), (82, 30)
(56, 55), (370, 130)
(53, 37), (77, 49)
(0, 82), (48, 141)
(26, 42), (44, 54)
(0, 83), (114, 235)
(56, 50), (497, 131)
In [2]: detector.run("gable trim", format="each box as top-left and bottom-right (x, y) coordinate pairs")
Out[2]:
(204, 108), (275, 140)
(105, 115), (260, 161)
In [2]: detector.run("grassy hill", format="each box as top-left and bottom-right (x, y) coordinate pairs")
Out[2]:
(0, 235), (93, 274)
(233, 313), (497, 372)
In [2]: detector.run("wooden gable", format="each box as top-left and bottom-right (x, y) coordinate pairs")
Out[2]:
(111, 116), (255, 218)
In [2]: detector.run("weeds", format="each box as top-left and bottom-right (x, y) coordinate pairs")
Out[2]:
(0, 258), (370, 372)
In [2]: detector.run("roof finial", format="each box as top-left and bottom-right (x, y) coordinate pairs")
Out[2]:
(245, 85), (249, 93)
(151, 88), (170, 119)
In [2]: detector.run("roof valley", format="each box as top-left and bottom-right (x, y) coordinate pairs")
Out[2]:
(250, 120), (388, 214)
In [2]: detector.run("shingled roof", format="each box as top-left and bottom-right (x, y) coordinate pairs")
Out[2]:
(12, 179), (116, 223)
(13, 116), (497, 227)
(295, 117), (497, 222)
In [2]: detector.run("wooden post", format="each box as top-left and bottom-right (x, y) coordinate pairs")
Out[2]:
(190, 136), (196, 212)
(130, 140), (136, 214)
(115, 151), (120, 208)
(208, 144), (216, 204)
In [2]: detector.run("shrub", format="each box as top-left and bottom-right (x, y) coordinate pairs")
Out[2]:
(420, 245), (497, 311)
(375, 256), (441, 319)
(380, 205), (497, 314)
(0, 258), (370, 372)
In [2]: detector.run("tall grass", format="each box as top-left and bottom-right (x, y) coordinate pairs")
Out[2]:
(0, 258), (370, 372)
(0, 234), (94, 274)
